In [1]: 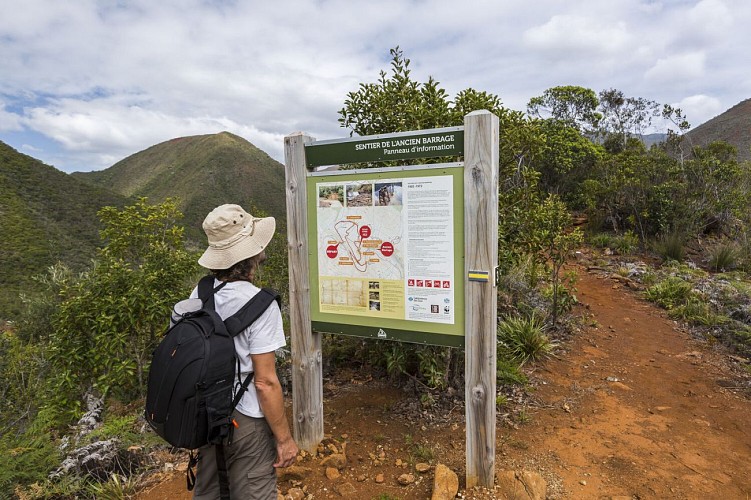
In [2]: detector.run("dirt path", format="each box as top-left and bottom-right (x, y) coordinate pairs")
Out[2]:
(137, 266), (751, 499)
(500, 268), (751, 499)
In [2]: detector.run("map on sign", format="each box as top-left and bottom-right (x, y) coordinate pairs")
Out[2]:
(315, 175), (455, 325)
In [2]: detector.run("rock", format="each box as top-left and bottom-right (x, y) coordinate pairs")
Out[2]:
(320, 453), (347, 469)
(278, 466), (313, 482)
(285, 487), (305, 500)
(609, 381), (633, 391)
(416, 462), (431, 473)
(375, 473), (385, 484)
(398, 473), (415, 485)
(325, 467), (341, 480)
(495, 470), (547, 500)
(335, 482), (357, 497)
(395, 458), (403, 467)
(356, 474), (367, 482)
(431, 464), (459, 500)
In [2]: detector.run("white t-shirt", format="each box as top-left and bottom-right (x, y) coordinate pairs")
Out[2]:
(190, 279), (286, 418)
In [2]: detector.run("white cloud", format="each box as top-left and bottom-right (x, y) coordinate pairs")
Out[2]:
(674, 94), (723, 129)
(0, 102), (23, 132)
(523, 15), (632, 58)
(1, 0), (750, 171)
(644, 52), (707, 83)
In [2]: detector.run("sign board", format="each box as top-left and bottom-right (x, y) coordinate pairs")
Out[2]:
(305, 127), (463, 167)
(307, 165), (465, 347)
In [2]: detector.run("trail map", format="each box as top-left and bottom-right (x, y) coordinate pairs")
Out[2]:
(315, 175), (455, 324)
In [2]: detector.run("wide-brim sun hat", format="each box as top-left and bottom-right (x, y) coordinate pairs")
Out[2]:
(198, 204), (276, 270)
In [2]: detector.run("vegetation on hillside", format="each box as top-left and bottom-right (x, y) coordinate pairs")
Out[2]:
(0, 142), (129, 319)
(72, 131), (287, 244)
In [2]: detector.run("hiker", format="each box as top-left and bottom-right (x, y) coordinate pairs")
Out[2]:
(191, 204), (298, 499)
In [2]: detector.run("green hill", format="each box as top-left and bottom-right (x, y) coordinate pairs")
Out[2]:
(686, 98), (751, 161)
(73, 132), (287, 243)
(0, 142), (129, 319)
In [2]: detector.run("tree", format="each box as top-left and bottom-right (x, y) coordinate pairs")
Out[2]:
(597, 89), (661, 152)
(339, 46), (452, 136)
(47, 198), (198, 417)
(527, 85), (601, 133)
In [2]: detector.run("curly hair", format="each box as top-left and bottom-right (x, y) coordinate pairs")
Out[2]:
(211, 253), (263, 282)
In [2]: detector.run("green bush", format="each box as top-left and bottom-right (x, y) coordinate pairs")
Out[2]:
(644, 277), (693, 309)
(497, 359), (529, 385)
(668, 295), (725, 326)
(497, 315), (555, 366)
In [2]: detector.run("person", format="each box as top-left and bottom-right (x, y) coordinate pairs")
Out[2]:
(191, 204), (298, 500)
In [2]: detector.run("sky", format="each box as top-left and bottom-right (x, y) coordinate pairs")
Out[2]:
(1, 0), (749, 173)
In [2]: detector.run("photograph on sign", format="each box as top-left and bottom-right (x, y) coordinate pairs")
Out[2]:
(308, 166), (464, 345)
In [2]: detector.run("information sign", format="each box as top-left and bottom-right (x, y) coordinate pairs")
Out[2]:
(305, 128), (463, 167)
(307, 165), (464, 346)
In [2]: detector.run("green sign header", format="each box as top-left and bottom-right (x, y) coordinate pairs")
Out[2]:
(305, 127), (464, 167)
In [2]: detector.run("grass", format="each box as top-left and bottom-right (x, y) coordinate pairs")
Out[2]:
(653, 232), (686, 262)
(668, 296), (725, 326)
(588, 231), (638, 254)
(644, 277), (693, 309)
(497, 359), (529, 385)
(497, 315), (555, 366)
(708, 243), (740, 272)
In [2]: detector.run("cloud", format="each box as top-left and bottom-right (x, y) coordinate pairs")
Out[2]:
(22, 97), (287, 170)
(1, 0), (750, 172)
(523, 15), (632, 58)
(644, 52), (706, 83)
(674, 94), (722, 129)
(0, 102), (23, 132)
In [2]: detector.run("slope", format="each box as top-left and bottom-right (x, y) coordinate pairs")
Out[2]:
(73, 132), (287, 243)
(686, 98), (751, 161)
(0, 142), (129, 319)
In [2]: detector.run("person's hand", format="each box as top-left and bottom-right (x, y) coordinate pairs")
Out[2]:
(273, 437), (299, 468)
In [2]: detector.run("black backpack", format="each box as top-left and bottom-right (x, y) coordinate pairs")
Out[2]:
(144, 276), (280, 494)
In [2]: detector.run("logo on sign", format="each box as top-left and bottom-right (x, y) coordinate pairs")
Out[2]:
(377, 328), (387, 339)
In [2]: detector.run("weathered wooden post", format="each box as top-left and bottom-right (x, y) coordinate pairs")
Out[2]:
(463, 110), (499, 488)
(284, 132), (324, 453)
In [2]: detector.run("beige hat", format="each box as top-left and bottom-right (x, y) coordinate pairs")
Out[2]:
(198, 204), (276, 270)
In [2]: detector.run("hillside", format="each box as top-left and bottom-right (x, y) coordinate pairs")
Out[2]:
(686, 98), (751, 161)
(73, 132), (287, 243)
(0, 142), (129, 319)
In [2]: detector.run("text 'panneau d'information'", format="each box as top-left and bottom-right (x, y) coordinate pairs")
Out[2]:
(305, 128), (464, 167)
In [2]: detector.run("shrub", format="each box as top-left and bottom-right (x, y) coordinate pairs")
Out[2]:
(588, 232), (613, 249)
(644, 277), (693, 309)
(613, 231), (639, 254)
(497, 359), (529, 385)
(497, 315), (554, 366)
(668, 295), (725, 326)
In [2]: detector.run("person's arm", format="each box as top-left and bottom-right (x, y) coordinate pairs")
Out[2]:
(251, 351), (299, 468)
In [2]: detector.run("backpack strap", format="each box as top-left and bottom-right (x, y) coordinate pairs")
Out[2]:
(197, 275), (227, 311)
(224, 288), (281, 337)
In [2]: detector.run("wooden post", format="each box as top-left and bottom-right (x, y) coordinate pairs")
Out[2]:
(284, 132), (324, 453)
(464, 110), (499, 488)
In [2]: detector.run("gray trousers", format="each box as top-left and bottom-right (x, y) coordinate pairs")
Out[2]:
(193, 410), (277, 500)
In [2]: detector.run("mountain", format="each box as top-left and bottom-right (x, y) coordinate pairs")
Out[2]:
(0, 141), (129, 319)
(685, 98), (751, 161)
(73, 132), (287, 244)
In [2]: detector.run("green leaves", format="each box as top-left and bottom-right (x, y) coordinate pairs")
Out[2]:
(45, 198), (199, 413)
